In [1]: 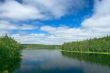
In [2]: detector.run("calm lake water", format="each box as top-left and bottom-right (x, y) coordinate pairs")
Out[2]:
(14, 49), (110, 73)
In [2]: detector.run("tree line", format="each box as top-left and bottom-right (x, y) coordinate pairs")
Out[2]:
(23, 44), (60, 49)
(61, 36), (110, 53)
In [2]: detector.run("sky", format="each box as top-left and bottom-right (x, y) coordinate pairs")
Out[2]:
(0, 0), (110, 45)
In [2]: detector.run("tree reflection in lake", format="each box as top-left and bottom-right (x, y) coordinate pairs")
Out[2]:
(0, 51), (21, 73)
(62, 51), (110, 67)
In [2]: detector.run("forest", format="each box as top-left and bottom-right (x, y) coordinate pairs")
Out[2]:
(61, 36), (110, 54)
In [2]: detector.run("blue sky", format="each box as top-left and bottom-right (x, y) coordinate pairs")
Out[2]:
(0, 0), (110, 44)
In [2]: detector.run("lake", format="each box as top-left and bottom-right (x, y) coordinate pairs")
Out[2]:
(10, 49), (110, 73)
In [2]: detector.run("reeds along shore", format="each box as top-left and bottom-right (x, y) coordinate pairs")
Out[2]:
(61, 36), (110, 53)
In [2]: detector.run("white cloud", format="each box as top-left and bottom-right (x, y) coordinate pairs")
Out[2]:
(82, 0), (110, 35)
(23, 0), (86, 19)
(10, 25), (102, 45)
(0, 21), (17, 30)
(0, 20), (38, 30)
(0, 0), (45, 20)
(94, 0), (110, 18)
(11, 33), (50, 44)
(0, 0), (87, 20)
(41, 26), (102, 38)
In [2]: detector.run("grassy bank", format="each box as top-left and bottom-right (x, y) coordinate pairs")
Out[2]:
(23, 44), (60, 49)
(61, 36), (110, 54)
(61, 50), (110, 55)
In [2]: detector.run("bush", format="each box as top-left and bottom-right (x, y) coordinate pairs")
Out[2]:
(0, 35), (22, 58)
(0, 35), (22, 73)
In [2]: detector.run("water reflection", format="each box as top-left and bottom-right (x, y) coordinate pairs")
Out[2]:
(62, 51), (110, 73)
(0, 50), (21, 73)
(17, 50), (83, 73)
(15, 49), (110, 73)
(2, 49), (110, 73)
(61, 51), (110, 67)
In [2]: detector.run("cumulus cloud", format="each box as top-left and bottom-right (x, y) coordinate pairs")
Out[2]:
(82, 0), (110, 35)
(23, 0), (86, 19)
(0, 0), (45, 20)
(0, 0), (87, 20)
(10, 25), (101, 45)
(0, 20), (38, 30)
(0, 0), (110, 44)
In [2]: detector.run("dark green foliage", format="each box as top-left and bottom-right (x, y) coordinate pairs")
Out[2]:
(0, 53), (21, 73)
(61, 36), (110, 53)
(0, 35), (22, 73)
(0, 35), (23, 57)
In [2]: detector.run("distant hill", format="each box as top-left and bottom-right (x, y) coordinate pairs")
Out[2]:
(23, 44), (60, 49)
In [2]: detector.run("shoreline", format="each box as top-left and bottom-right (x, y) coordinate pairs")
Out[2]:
(61, 50), (110, 55)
